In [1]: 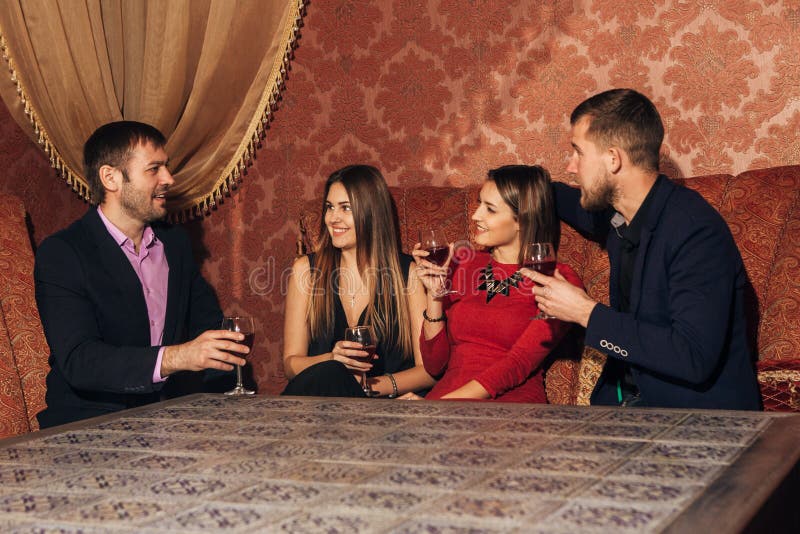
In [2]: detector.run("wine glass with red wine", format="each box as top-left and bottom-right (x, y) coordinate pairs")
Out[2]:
(419, 229), (454, 295)
(344, 325), (379, 397)
(222, 316), (255, 395)
(523, 242), (557, 319)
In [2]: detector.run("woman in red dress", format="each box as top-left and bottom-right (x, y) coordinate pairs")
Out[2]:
(408, 165), (584, 402)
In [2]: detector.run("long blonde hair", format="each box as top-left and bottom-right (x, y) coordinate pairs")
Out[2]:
(308, 165), (413, 358)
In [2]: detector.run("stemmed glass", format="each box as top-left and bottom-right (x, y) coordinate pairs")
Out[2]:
(222, 316), (255, 395)
(344, 325), (379, 397)
(523, 242), (557, 319)
(419, 229), (454, 295)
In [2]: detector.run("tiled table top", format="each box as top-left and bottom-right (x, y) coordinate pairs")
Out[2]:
(0, 394), (797, 533)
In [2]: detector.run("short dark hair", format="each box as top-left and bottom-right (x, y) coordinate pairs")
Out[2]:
(487, 165), (560, 264)
(83, 121), (166, 205)
(570, 88), (664, 172)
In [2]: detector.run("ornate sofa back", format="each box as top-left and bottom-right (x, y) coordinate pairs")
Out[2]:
(0, 193), (49, 438)
(298, 165), (800, 410)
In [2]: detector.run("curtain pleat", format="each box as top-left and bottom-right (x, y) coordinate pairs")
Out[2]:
(0, 0), (303, 219)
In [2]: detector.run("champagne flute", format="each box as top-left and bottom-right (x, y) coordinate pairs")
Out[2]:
(419, 229), (454, 295)
(344, 325), (379, 397)
(222, 316), (255, 395)
(523, 242), (557, 320)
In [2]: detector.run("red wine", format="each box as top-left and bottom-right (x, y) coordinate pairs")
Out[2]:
(354, 344), (377, 363)
(523, 260), (556, 277)
(225, 333), (254, 360)
(241, 333), (255, 350)
(425, 245), (449, 266)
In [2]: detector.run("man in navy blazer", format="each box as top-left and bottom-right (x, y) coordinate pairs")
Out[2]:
(523, 89), (760, 410)
(35, 121), (250, 428)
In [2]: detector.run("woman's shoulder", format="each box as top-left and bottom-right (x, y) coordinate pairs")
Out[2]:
(291, 254), (313, 274)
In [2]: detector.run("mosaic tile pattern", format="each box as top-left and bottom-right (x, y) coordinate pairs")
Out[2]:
(49, 497), (169, 526)
(151, 502), (279, 532)
(0, 466), (72, 490)
(279, 460), (385, 484)
(0, 394), (791, 532)
(125, 453), (203, 472)
(432, 494), (562, 524)
(518, 452), (621, 476)
(336, 487), (430, 513)
(274, 510), (398, 534)
(610, 458), (723, 484)
(49, 470), (165, 496)
(540, 501), (680, 532)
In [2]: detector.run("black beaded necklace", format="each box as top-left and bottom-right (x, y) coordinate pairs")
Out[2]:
(477, 261), (523, 303)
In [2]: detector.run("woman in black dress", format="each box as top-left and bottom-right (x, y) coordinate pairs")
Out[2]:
(282, 165), (434, 397)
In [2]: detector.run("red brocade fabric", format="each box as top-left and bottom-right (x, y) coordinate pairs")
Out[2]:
(757, 359), (800, 412)
(421, 250), (583, 403)
(0, 194), (49, 437)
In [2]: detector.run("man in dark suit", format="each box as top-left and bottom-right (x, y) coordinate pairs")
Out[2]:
(35, 121), (249, 428)
(523, 89), (760, 410)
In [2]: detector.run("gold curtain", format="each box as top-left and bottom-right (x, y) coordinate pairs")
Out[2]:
(0, 0), (303, 219)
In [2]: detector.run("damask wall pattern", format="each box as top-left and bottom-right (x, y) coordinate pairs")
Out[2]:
(0, 102), (86, 246)
(1, 1), (799, 394)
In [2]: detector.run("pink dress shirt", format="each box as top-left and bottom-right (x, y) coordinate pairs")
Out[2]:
(97, 207), (170, 383)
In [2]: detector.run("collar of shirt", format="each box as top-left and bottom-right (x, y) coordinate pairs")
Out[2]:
(97, 206), (158, 254)
(615, 180), (659, 248)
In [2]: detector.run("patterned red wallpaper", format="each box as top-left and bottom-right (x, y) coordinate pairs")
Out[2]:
(0, 102), (87, 246)
(2, 1), (798, 394)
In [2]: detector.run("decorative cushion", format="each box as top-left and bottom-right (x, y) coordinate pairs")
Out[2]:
(721, 167), (800, 362)
(575, 346), (606, 406)
(543, 359), (579, 405)
(0, 312), (30, 438)
(0, 194), (49, 434)
(757, 359), (800, 412)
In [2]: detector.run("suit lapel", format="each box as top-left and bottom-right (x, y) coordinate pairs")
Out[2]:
(629, 233), (650, 314)
(156, 226), (181, 345)
(608, 235), (622, 310)
(82, 209), (150, 337)
(630, 175), (674, 314)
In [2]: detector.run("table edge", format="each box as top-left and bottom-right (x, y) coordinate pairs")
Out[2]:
(663, 414), (800, 533)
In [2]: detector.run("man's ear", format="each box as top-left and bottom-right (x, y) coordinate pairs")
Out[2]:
(98, 165), (120, 193)
(607, 147), (623, 174)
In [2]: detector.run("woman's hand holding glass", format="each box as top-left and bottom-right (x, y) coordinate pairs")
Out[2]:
(343, 326), (379, 397)
(330, 339), (376, 373)
(412, 231), (454, 298)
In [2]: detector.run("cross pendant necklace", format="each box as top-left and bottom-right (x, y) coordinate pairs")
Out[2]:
(341, 266), (362, 309)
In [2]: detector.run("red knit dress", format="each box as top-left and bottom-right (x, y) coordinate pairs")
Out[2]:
(421, 250), (583, 402)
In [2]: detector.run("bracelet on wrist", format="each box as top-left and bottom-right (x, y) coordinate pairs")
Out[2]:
(386, 373), (398, 398)
(423, 309), (447, 322)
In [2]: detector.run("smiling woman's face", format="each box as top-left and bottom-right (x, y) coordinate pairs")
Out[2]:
(471, 180), (519, 252)
(324, 182), (357, 250)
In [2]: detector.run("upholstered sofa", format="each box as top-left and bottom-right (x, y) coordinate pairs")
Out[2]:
(0, 193), (49, 438)
(298, 165), (800, 411)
